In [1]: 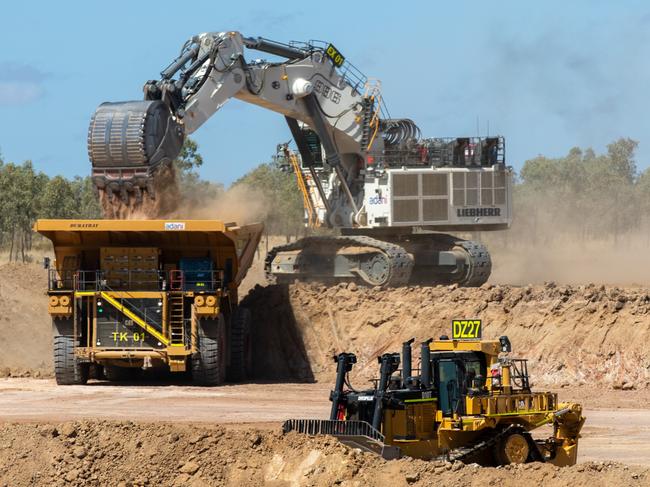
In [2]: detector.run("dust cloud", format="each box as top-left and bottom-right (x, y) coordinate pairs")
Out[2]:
(488, 235), (650, 286)
(170, 184), (269, 225)
(100, 166), (268, 225)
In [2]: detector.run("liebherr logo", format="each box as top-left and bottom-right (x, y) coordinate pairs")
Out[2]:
(456, 208), (501, 217)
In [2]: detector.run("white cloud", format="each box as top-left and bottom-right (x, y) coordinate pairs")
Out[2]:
(0, 62), (49, 106)
(0, 81), (45, 105)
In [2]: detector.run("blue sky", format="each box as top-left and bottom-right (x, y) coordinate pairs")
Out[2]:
(1, 0), (650, 184)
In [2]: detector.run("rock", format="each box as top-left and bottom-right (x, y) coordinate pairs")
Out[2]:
(249, 433), (262, 447)
(168, 433), (180, 443)
(173, 474), (191, 487)
(621, 381), (636, 391)
(614, 301), (625, 311)
(73, 447), (87, 459)
(65, 469), (80, 482)
(59, 424), (77, 438)
(405, 471), (420, 483)
(452, 462), (464, 471)
(39, 425), (57, 438)
(180, 461), (200, 475)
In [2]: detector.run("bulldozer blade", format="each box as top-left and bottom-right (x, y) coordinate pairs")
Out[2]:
(282, 419), (401, 460)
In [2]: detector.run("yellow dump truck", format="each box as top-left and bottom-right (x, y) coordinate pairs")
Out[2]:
(34, 219), (263, 386)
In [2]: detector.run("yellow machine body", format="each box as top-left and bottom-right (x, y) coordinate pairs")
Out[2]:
(35, 219), (262, 375)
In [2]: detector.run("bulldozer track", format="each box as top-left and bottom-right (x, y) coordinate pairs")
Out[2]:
(265, 235), (414, 288)
(443, 424), (543, 464)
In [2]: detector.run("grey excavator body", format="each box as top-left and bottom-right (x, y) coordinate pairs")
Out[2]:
(87, 31), (513, 287)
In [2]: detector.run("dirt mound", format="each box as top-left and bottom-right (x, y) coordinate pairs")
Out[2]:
(0, 263), (52, 377)
(0, 420), (645, 487)
(3, 256), (650, 391)
(244, 282), (650, 389)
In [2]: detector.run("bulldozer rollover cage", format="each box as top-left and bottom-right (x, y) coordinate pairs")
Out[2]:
(34, 219), (263, 386)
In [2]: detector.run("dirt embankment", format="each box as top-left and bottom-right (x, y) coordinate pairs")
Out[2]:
(244, 282), (650, 389)
(0, 420), (646, 487)
(0, 263), (52, 377)
(2, 257), (650, 390)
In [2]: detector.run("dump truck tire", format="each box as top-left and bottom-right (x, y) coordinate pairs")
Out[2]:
(192, 314), (226, 386)
(53, 335), (89, 385)
(227, 307), (253, 382)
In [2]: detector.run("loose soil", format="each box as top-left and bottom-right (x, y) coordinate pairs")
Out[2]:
(0, 419), (648, 487)
(1, 256), (650, 485)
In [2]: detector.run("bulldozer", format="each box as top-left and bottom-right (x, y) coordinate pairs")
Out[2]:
(284, 324), (585, 466)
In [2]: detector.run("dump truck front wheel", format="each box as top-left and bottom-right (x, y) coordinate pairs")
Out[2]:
(192, 314), (226, 386)
(53, 335), (89, 385)
(227, 307), (253, 382)
(495, 431), (530, 465)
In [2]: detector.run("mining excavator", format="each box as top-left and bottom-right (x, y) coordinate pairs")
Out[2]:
(284, 328), (585, 466)
(87, 31), (513, 287)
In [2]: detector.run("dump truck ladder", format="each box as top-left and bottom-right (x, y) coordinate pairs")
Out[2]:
(169, 293), (185, 346)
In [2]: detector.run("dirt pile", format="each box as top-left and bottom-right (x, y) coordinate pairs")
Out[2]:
(3, 256), (650, 390)
(0, 420), (646, 487)
(0, 263), (52, 377)
(244, 282), (650, 389)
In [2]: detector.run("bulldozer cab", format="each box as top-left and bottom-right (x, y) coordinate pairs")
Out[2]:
(433, 351), (486, 416)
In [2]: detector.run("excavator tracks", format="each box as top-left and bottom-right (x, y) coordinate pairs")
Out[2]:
(265, 235), (414, 288)
(454, 239), (492, 287)
(266, 235), (492, 288)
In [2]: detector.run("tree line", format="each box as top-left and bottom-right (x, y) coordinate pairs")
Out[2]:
(1, 137), (649, 261)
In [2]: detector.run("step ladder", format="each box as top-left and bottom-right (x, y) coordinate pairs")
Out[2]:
(168, 293), (185, 346)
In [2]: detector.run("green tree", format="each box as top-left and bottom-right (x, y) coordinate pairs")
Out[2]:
(40, 176), (76, 219)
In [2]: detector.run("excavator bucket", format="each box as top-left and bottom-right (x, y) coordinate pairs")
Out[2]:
(87, 100), (185, 203)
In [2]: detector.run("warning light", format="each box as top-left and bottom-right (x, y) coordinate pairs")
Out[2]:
(367, 156), (375, 165)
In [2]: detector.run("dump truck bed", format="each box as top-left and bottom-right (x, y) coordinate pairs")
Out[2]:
(34, 219), (263, 291)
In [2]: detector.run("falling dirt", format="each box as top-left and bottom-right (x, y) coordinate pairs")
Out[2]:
(99, 165), (181, 219)
(0, 420), (647, 487)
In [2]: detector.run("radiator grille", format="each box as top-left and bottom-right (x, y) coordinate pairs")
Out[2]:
(393, 200), (419, 222)
(391, 172), (449, 224)
(452, 169), (507, 207)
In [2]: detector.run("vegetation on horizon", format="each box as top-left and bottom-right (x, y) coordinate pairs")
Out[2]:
(1, 137), (649, 261)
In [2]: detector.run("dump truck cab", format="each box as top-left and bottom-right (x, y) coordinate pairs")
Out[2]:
(284, 327), (585, 467)
(35, 219), (263, 386)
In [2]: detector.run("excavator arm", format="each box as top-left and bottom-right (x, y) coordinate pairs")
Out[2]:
(87, 31), (370, 207)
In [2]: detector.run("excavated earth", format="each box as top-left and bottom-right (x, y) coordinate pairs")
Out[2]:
(0, 421), (648, 487)
(2, 262), (650, 485)
(245, 281), (650, 389)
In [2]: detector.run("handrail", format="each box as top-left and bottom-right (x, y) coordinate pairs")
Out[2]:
(285, 147), (319, 228)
